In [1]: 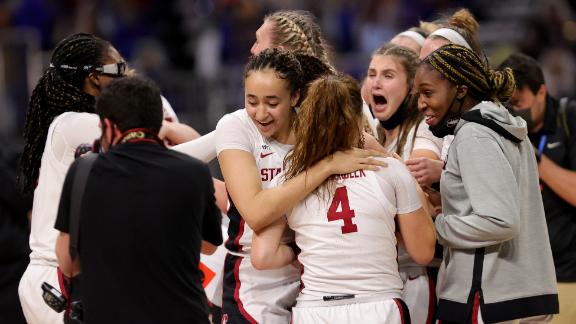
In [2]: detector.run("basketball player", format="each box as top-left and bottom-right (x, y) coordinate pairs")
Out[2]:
(215, 49), (386, 323)
(251, 74), (436, 324)
(365, 43), (442, 324)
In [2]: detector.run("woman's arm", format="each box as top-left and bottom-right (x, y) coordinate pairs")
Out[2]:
(171, 131), (217, 163)
(55, 232), (81, 277)
(251, 218), (295, 270)
(212, 179), (228, 214)
(435, 135), (520, 249)
(159, 120), (201, 146)
(220, 148), (386, 232)
(383, 159), (436, 265)
(397, 207), (436, 265)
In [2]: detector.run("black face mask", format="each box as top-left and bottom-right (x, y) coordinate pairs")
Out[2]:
(511, 107), (536, 130)
(429, 90), (463, 138)
(379, 96), (410, 130)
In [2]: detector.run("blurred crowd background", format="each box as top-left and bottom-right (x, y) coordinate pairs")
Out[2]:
(0, 0), (576, 138)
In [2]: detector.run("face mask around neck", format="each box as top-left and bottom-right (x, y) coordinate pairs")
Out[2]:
(379, 96), (410, 130)
(429, 89), (463, 138)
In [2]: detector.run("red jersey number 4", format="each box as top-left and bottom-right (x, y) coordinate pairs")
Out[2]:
(327, 186), (358, 234)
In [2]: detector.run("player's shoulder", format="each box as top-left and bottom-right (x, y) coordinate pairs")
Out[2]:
(376, 156), (405, 169)
(373, 157), (410, 181)
(217, 109), (250, 128)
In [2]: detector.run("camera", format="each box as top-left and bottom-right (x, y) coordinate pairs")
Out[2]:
(41, 282), (66, 313)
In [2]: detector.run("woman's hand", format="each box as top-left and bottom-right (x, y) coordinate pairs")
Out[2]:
(159, 120), (201, 146)
(405, 157), (444, 187)
(423, 186), (442, 217)
(323, 148), (388, 175)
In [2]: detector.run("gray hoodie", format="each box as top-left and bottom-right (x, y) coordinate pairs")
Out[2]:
(435, 101), (559, 323)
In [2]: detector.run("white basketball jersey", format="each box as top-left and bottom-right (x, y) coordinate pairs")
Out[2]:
(286, 158), (422, 299)
(215, 109), (293, 255)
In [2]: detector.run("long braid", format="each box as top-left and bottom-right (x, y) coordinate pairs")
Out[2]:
(20, 33), (110, 193)
(266, 10), (333, 69)
(424, 44), (515, 102)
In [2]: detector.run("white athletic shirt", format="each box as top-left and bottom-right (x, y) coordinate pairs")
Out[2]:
(29, 112), (100, 266)
(441, 135), (454, 161)
(172, 131), (217, 163)
(215, 109), (293, 255)
(284, 158), (422, 299)
(386, 119), (443, 160)
(161, 95), (179, 122)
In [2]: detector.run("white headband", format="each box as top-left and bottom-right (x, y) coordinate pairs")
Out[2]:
(396, 31), (425, 46)
(429, 28), (472, 50)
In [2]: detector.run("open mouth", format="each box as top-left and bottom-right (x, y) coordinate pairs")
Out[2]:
(372, 94), (388, 113)
(373, 94), (387, 106)
(258, 120), (273, 127)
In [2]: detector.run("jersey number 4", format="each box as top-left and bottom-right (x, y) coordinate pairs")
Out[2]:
(327, 186), (358, 234)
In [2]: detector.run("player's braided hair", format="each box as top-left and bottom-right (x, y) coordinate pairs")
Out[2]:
(285, 74), (362, 189)
(20, 33), (110, 193)
(244, 48), (332, 107)
(265, 10), (332, 68)
(423, 44), (515, 102)
(373, 44), (423, 157)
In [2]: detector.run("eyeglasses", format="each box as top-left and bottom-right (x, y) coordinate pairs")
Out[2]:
(49, 61), (127, 78)
(93, 61), (127, 77)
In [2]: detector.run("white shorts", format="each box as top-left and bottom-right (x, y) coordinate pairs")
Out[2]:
(400, 269), (435, 324)
(222, 253), (300, 323)
(293, 297), (410, 324)
(18, 264), (64, 324)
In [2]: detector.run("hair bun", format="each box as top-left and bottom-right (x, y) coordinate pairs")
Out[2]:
(488, 68), (516, 102)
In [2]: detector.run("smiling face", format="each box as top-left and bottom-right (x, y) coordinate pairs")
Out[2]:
(414, 64), (458, 127)
(366, 55), (410, 121)
(244, 68), (298, 142)
(251, 20), (276, 56)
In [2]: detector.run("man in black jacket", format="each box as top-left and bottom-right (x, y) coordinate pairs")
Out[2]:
(54, 77), (222, 324)
(500, 53), (576, 324)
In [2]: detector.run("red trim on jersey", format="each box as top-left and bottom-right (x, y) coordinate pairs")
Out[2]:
(394, 298), (406, 324)
(233, 256), (257, 323)
(472, 291), (481, 324)
(56, 267), (69, 299)
(234, 219), (246, 253)
(426, 275), (436, 324)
